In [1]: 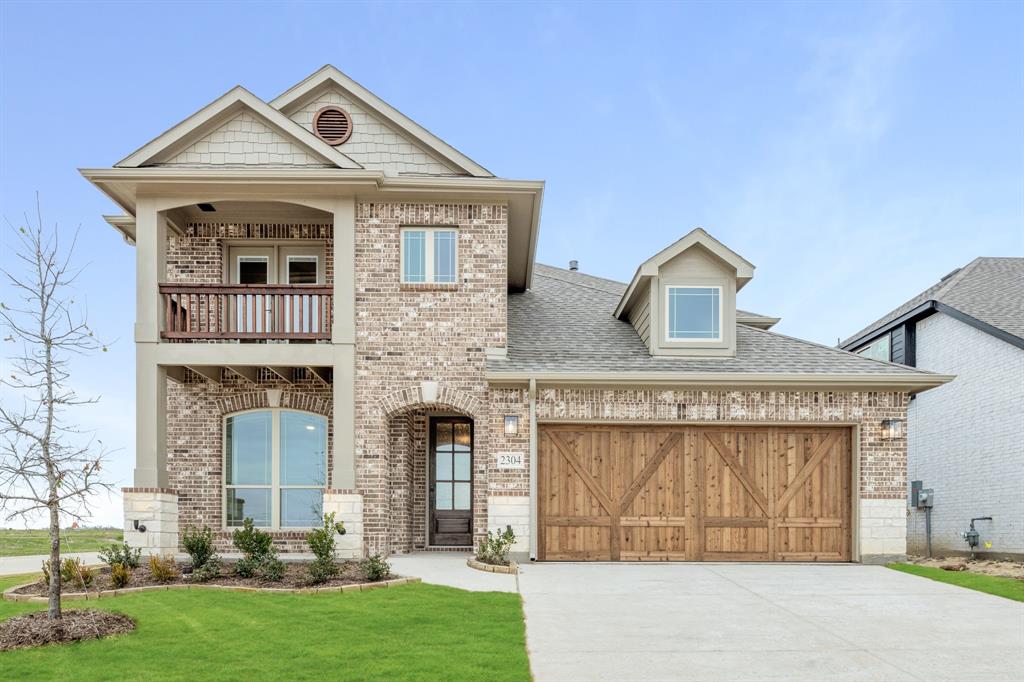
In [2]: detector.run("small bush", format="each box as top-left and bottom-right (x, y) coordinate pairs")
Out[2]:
(232, 518), (283, 582)
(41, 560), (52, 585)
(110, 562), (132, 588)
(181, 525), (217, 570)
(305, 513), (341, 584)
(257, 555), (286, 582)
(361, 555), (390, 582)
(232, 518), (274, 558)
(99, 543), (142, 569)
(189, 556), (221, 583)
(476, 526), (516, 566)
(58, 557), (94, 588)
(148, 554), (179, 583)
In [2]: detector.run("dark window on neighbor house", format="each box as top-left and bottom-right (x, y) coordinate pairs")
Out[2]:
(856, 334), (891, 362)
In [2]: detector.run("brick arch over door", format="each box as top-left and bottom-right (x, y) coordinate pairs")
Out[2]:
(363, 385), (488, 555)
(216, 390), (331, 417)
(377, 385), (484, 421)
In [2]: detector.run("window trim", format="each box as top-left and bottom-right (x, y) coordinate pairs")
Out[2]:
(663, 284), (723, 343)
(222, 408), (328, 531)
(400, 226), (459, 284)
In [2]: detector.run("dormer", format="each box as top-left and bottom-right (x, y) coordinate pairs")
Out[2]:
(613, 228), (755, 357)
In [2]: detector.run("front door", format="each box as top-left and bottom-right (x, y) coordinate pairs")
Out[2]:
(429, 417), (473, 546)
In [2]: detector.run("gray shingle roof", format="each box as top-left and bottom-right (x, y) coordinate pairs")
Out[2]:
(841, 257), (1024, 348)
(491, 264), (929, 376)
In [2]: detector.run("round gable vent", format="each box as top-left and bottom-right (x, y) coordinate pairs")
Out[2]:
(312, 106), (353, 145)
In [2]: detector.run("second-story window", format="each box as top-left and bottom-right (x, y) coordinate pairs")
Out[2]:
(665, 285), (722, 341)
(401, 227), (458, 284)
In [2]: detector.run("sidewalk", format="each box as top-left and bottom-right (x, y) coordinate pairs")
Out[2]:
(388, 552), (517, 592)
(0, 552), (101, 577)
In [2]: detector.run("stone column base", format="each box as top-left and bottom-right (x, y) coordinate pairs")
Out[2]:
(487, 495), (530, 553)
(859, 498), (907, 564)
(123, 488), (179, 555)
(324, 491), (364, 560)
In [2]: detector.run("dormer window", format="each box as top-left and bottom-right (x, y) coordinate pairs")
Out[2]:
(401, 227), (458, 284)
(665, 285), (722, 342)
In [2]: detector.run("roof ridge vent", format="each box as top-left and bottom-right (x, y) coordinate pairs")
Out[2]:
(939, 267), (962, 282)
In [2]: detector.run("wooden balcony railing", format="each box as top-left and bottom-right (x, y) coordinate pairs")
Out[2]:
(160, 283), (332, 340)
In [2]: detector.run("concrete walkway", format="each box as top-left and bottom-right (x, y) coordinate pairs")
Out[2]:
(0, 552), (101, 577)
(518, 563), (1024, 681)
(388, 552), (517, 592)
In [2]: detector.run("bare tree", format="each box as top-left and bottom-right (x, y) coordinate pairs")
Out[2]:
(0, 197), (111, 620)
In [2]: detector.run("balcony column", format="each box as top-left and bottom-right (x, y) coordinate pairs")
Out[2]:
(331, 197), (356, 490)
(133, 198), (169, 488)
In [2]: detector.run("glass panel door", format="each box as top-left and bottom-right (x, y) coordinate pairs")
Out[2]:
(430, 417), (473, 546)
(230, 247), (275, 335)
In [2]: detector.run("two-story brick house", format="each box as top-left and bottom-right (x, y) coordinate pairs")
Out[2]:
(84, 66), (951, 564)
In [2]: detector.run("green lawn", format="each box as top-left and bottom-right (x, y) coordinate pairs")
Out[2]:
(887, 563), (1024, 602)
(0, 529), (123, 557)
(0, 573), (530, 680)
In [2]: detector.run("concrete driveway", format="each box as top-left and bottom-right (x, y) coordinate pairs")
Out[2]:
(518, 563), (1024, 681)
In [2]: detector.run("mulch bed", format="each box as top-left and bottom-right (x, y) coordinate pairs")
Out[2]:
(0, 610), (135, 651)
(11, 560), (392, 596)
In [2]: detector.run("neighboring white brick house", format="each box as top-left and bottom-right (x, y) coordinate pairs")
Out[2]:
(842, 257), (1024, 559)
(907, 313), (1024, 556)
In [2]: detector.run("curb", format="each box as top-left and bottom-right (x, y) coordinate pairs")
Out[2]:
(2, 576), (420, 603)
(466, 558), (518, 574)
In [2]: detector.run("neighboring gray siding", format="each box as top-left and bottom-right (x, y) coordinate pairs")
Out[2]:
(906, 312), (1024, 557)
(629, 285), (651, 347)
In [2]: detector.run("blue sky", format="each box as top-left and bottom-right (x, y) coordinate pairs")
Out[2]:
(1, 1), (1021, 526)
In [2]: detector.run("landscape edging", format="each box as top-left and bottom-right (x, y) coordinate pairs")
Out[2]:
(2, 577), (420, 603)
(466, 558), (518, 574)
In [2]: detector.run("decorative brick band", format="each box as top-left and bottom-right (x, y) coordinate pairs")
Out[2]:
(216, 390), (331, 417)
(378, 385), (484, 419)
(122, 487), (178, 495)
(185, 222), (332, 240)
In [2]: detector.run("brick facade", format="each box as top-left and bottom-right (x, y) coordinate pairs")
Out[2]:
(157, 201), (911, 562)
(353, 202), (508, 554)
(166, 370), (333, 553)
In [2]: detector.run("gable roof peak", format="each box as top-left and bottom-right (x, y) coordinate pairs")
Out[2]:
(115, 84), (362, 169)
(270, 64), (493, 178)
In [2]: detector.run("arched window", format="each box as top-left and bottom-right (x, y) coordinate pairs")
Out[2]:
(224, 409), (327, 529)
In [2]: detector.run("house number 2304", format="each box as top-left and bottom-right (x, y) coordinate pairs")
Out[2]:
(497, 452), (525, 469)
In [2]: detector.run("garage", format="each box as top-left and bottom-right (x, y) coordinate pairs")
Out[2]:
(538, 424), (852, 562)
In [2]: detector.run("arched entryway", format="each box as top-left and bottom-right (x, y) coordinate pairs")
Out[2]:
(377, 386), (486, 555)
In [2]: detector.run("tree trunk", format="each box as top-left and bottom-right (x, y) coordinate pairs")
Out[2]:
(47, 502), (61, 620)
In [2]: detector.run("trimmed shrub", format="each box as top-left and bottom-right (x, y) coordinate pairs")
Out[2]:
(149, 554), (179, 583)
(189, 556), (222, 583)
(110, 562), (132, 588)
(305, 512), (340, 584)
(476, 526), (516, 566)
(181, 525), (216, 570)
(99, 543), (142, 569)
(361, 555), (390, 582)
(232, 517), (284, 582)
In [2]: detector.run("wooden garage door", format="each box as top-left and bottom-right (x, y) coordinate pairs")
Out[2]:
(538, 425), (851, 562)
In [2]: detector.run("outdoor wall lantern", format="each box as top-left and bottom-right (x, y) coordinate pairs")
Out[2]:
(504, 415), (519, 436)
(880, 418), (905, 440)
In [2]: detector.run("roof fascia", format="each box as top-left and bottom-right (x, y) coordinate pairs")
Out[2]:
(115, 86), (362, 170)
(840, 301), (937, 350)
(270, 65), (493, 178)
(485, 371), (954, 395)
(736, 315), (781, 329)
(934, 302), (1024, 351)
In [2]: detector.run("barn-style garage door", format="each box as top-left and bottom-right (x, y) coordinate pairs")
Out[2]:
(538, 425), (851, 562)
